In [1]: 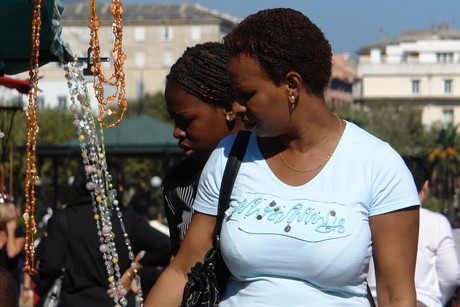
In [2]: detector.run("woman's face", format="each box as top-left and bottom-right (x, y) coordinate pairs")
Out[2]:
(228, 55), (289, 137)
(165, 82), (230, 162)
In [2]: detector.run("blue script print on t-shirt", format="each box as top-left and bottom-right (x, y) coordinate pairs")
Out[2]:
(225, 192), (352, 242)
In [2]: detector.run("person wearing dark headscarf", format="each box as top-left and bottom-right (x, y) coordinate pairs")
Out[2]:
(34, 162), (171, 306)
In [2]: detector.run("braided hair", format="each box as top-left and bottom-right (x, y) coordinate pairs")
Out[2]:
(166, 42), (233, 110)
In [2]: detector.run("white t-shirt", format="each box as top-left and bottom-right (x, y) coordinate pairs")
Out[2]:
(194, 122), (419, 306)
(417, 208), (459, 306)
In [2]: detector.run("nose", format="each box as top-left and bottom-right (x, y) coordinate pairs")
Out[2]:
(232, 101), (246, 114)
(173, 126), (185, 139)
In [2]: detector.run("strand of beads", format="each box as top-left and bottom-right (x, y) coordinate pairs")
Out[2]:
(89, 0), (127, 128)
(64, 62), (143, 306)
(24, 0), (43, 275)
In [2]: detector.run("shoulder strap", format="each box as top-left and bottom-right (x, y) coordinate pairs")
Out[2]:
(212, 130), (251, 240)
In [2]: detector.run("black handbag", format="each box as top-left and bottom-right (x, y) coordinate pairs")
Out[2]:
(181, 131), (251, 307)
(42, 268), (65, 307)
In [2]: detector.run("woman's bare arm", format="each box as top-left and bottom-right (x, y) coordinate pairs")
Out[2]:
(371, 206), (419, 307)
(6, 219), (24, 258)
(144, 212), (217, 306)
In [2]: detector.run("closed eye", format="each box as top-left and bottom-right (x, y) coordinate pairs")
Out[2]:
(175, 118), (192, 129)
(235, 91), (254, 104)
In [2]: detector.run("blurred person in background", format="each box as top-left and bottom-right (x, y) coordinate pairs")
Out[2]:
(369, 156), (460, 306)
(0, 264), (19, 307)
(145, 204), (169, 237)
(0, 201), (25, 293)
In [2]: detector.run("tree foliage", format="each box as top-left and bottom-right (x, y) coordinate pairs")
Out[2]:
(427, 123), (460, 221)
(125, 93), (171, 124)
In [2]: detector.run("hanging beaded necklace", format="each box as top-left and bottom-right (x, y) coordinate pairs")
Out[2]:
(89, 0), (127, 128)
(23, 0), (42, 275)
(64, 62), (143, 306)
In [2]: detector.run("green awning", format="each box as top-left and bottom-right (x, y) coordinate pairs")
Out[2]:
(36, 114), (180, 157)
(0, 0), (74, 75)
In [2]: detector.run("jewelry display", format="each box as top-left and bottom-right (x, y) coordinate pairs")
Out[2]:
(64, 62), (142, 306)
(277, 114), (344, 173)
(89, 0), (127, 128)
(23, 0), (43, 275)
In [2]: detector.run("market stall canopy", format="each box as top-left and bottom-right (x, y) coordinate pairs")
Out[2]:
(0, 0), (74, 75)
(38, 114), (181, 157)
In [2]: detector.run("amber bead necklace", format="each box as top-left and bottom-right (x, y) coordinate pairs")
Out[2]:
(89, 0), (127, 128)
(23, 0), (42, 275)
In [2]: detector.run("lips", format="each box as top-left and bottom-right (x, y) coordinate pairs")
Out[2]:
(244, 121), (257, 130)
(178, 143), (194, 156)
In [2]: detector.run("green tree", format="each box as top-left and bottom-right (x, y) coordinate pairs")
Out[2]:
(125, 92), (170, 123)
(361, 100), (429, 156)
(427, 123), (460, 222)
(334, 100), (431, 156)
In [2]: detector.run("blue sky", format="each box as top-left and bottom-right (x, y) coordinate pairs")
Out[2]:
(120, 0), (460, 56)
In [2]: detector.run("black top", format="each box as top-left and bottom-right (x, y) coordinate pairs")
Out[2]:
(0, 226), (25, 290)
(34, 203), (171, 307)
(162, 158), (205, 255)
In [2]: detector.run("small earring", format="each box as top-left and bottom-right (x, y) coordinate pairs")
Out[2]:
(225, 112), (236, 122)
(289, 95), (296, 111)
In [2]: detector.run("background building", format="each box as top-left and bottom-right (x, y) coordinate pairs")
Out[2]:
(356, 23), (460, 127)
(327, 54), (358, 109)
(16, 2), (239, 109)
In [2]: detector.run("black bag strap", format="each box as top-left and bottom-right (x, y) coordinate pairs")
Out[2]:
(212, 130), (251, 241)
(366, 283), (376, 307)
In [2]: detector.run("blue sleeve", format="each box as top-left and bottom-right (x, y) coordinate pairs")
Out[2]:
(193, 134), (237, 216)
(370, 143), (420, 216)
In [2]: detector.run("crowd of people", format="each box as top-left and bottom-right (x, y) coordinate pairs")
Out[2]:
(1, 6), (460, 307)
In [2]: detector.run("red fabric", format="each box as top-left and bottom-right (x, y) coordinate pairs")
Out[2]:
(0, 76), (29, 94)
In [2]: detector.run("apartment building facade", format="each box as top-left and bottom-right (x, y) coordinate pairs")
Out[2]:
(327, 54), (358, 109)
(17, 2), (238, 109)
(356, 24), (460, 127)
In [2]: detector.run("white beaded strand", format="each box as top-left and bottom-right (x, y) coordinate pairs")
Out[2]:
(64, 62), (143, 306)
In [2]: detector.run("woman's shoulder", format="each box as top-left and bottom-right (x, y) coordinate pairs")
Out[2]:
(344, 121), (385, 145)
(216, 131), (254, 156)
(46, 208), (70, 230)
(342, 121), (396, 155)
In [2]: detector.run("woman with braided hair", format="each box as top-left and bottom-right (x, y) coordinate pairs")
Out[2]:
(161, 42), (244, 255)
(146, 9), (419, 307)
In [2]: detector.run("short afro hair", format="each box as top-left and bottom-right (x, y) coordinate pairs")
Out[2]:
(224, 8), (332, 97)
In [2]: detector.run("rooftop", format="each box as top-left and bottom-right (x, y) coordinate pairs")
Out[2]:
(359, 23), (460, 54)
(62, 2), (240, 26)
